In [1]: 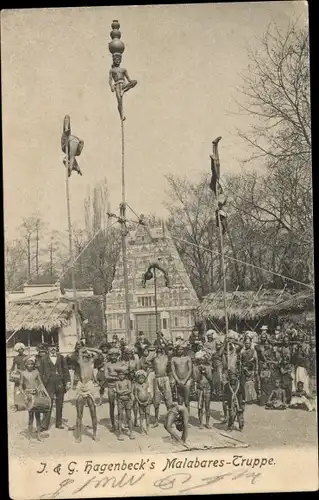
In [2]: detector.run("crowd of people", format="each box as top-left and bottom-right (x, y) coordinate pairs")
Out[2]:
(8, 323), (316, 447)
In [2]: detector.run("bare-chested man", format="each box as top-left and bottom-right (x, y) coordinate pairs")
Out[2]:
(171, 345), (193, 414)
(193, 352), (213, 429)
(121, 346), (139, 427)
(152, 344), (173, 427)
(109, 53), (137, 121)
(105, 348), (126, 432)
(74, 347), (102, 443)
(164, 403), (189, 448)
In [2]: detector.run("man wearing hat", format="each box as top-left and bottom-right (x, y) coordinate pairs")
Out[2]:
(111, 334), (120, 349)
(37, 344), (71, 431)
(174, 334), (185, 348)
(134, 331), (150, 358)
(203, 331), (216, 358)
(188, 327), (203, 354)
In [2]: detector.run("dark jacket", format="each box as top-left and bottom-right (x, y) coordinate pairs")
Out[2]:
(134, 339), (151, 357)
(38, 353), (71, 388)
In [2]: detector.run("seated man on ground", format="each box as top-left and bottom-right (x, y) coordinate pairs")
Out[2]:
(289, 381), (315, 411)
(265, 379), (287, 410)
(164, 402), (189, 448)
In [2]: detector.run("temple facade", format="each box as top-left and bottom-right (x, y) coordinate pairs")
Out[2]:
(105, 223), (199, 343)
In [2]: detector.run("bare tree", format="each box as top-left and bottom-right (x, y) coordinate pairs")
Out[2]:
(165, 173), (221, 299)
(232, 21), (312, 287)
(80, 179), (121, 296)
(237, 22), (310, 168)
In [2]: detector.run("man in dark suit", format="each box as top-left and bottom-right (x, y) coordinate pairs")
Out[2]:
(38, 344), (71, 430)
(134, 331), (151, 358)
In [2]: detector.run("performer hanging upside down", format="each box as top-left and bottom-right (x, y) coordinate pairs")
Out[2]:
(109, 53), (137, 121)
(61, 115), (84, 177)
(164, 403), (189, 448)
(74, 347), (102, 443)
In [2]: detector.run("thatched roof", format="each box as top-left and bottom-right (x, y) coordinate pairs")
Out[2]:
(198, 289), (314, 322)
(262, 292), (314, 318)
(6, 299), (74, 333)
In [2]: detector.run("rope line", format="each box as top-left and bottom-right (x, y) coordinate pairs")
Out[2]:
(54, 220), (118, 286)
(167, 234), (314, 290)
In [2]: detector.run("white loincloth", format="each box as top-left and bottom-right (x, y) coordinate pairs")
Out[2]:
(75, 380), (95, 405)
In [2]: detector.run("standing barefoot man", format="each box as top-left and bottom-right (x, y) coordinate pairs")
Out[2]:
(152, 344), (173, 427)
(193, 351), (213, 429)
(104, 348), (124, 432)
(74, 347), (102, 443)
(171, 345), (193, 415)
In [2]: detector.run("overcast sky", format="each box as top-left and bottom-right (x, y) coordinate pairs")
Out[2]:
(1, 2), (308, 241)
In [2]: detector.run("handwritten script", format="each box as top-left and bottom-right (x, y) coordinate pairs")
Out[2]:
(38, 468), (261, 498)
(154, 469), (261, 494)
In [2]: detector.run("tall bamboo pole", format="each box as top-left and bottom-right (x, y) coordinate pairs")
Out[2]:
(120, 115), (131, 343)
(217, 210), (229, 335)
(109, 20), (134, 345)
(212, 137), (229, 367)
(64, 134), (80, 338)
(154, 268), (158, 333)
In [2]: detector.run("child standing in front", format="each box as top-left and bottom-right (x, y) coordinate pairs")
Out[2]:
(223, 371), (245, 432)
(115, 371), (135, 441)
(134, 369), (152, 434)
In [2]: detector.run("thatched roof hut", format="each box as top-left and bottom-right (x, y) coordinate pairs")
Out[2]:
(262, 291), (314, 318)
(198, 289), (314, 323)
(6, 298), (73, 334)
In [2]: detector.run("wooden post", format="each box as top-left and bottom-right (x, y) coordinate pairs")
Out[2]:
(36, 222), (39, 277)
(208, 219), (214, 292)
(154, 268), (158, 333)
(120, 115), (131, 345)
(64, 128), (80, 339)
(217, 210), (229, 336)
(212, 137), (229, 367)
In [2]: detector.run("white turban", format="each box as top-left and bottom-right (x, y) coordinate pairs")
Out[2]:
(14, 343), (26, 352)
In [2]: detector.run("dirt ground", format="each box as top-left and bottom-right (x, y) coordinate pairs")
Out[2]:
(7, 380), (317, 461)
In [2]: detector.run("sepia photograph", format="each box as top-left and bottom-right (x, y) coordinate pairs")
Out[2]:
(2, 2), (317, 498)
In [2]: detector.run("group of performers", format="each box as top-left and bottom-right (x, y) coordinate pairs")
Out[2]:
(9, 324), (316, 446)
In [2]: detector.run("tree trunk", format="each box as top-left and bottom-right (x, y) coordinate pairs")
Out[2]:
(36, 225), (39, 276)
(27, 236), (31, 278)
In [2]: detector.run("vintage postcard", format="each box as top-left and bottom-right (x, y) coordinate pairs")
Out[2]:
(2, 2), (317, 499)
